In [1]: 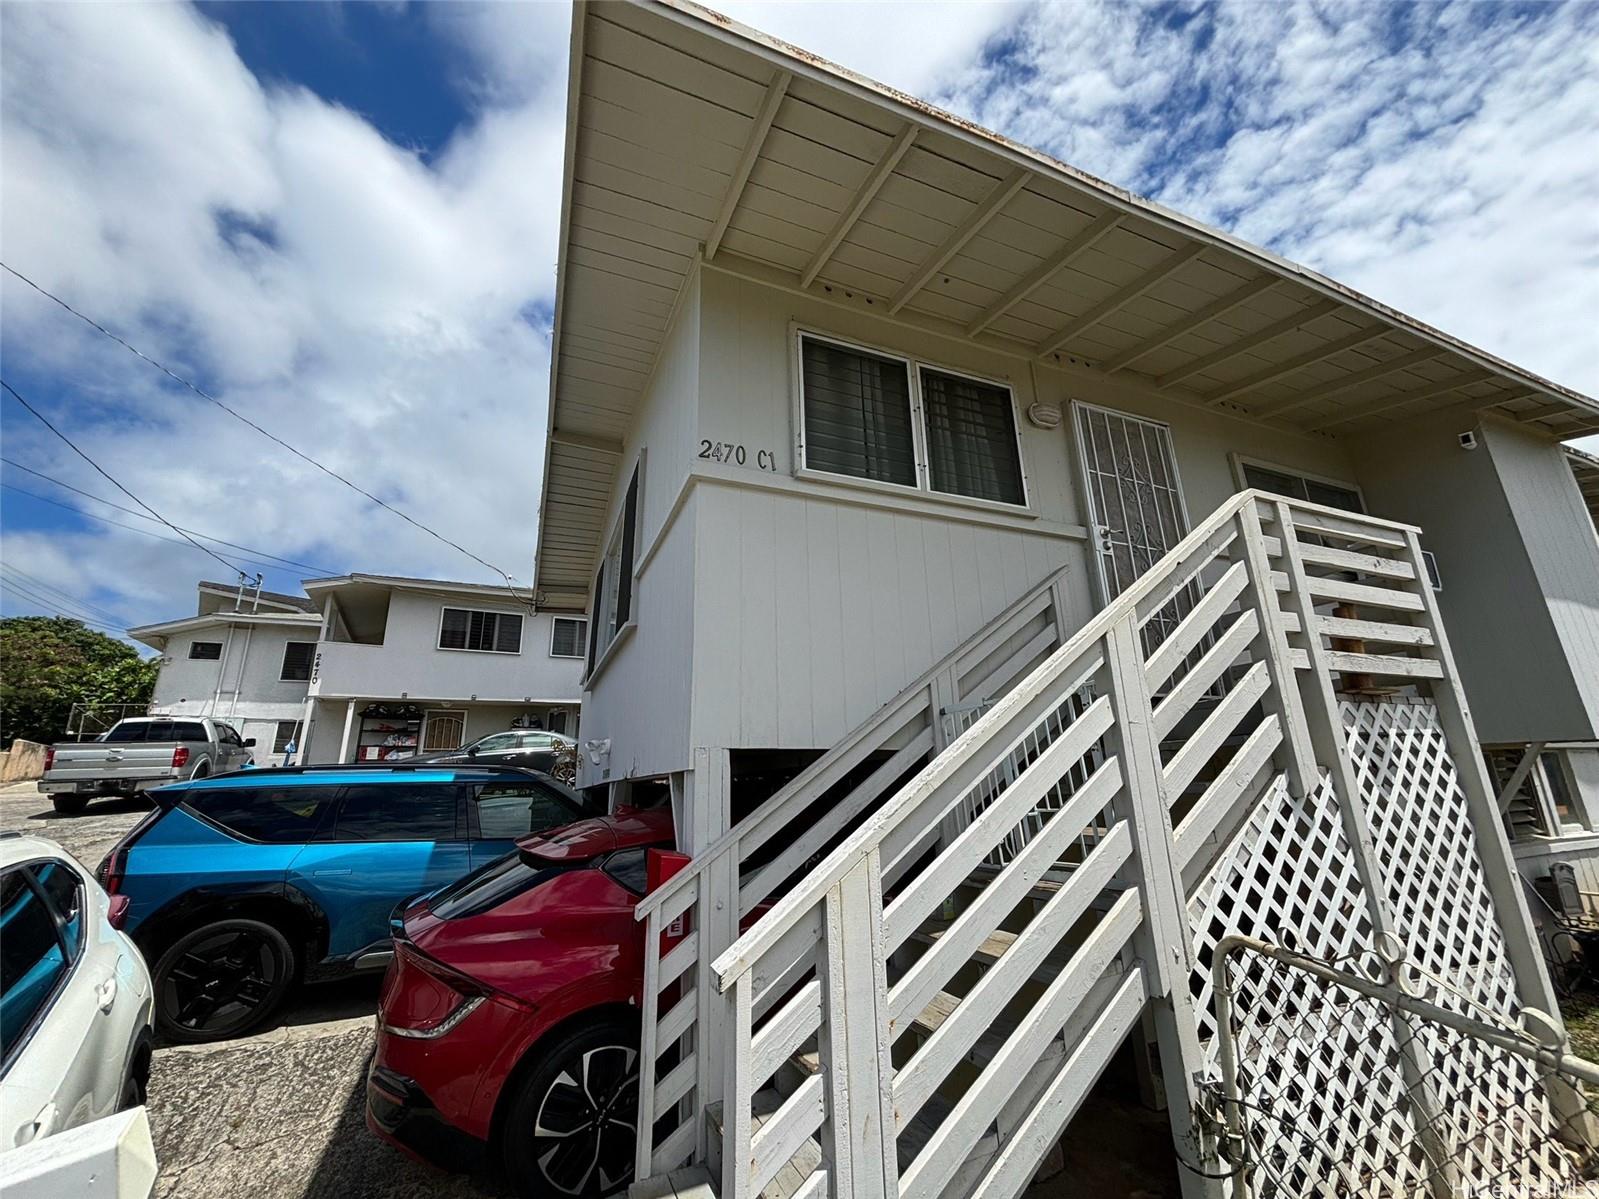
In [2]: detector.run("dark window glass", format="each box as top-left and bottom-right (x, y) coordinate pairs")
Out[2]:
(101, 719), (207, 743)
(801, 337), (915, 486)
(280, 641), (316, 681)
(601, 847), (651, 895)
(430, 853), (570, 920)
(335, 784), (459, 842)
(438, 608), (521, 653)
(185, 785), (340, 843)
(32, 862), (83, 960)
(273, 721), (302, 754)
(551, 617), (587, 658)
(1, 869), (67, 1061)
(188, 641), (223, 660)
(1241, 464), (1364, 515)
(920, 368), (1024, 504)
(473, 782), (581, 840)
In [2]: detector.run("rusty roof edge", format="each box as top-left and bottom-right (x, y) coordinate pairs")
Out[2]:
(642, 0), (1598, 421)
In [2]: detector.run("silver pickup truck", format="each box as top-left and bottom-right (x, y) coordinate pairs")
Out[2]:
(40, 716), (255, 814)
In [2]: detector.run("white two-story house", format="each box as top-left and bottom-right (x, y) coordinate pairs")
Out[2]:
(128, 580), (323, 766)
(297, 574), (585, 763)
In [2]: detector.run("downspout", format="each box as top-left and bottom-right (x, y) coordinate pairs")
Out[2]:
(292, 596), (336, 766)
(226, 624), (254, 721)
(207, 622), (238, 715)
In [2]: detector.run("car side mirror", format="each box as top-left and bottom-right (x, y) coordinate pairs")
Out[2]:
(465, 744), (479, 756)
(243, 738), (257, 747)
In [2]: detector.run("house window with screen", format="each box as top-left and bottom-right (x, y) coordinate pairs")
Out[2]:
(798, 333), (1025, 506)
(589, 465), (639, 672)
(1239, 463), (1363, 513)
(280, 641), (317, 681)
(189, 641), (223, 660)
(550, 617), (587, 659)
(438, 608), (523, 654)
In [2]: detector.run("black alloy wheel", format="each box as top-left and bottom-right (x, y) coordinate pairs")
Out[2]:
(153, 918), (296, 1044)
(504, 1019), (640, 1198)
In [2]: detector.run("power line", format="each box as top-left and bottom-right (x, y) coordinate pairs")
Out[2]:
(1, 483), (323, 578)
(1, 377), (243, 576)
(0, 578), (127, 634)
(1, 563), (127, 626)
(2, 261), (535, 605)
(1, 456), (338, 574)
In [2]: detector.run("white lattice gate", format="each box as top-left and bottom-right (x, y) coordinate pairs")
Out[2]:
(1188, 698), (1592, 1195)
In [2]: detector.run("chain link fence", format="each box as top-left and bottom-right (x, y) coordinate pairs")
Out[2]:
(1201, 935), (1599, 1197)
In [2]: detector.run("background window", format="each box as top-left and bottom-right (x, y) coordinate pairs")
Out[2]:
(473, 781), (581, 839)
(1241, 463), (1363, 513)
(920, 368), (1024, 504)
(185, 785), (340, 842)
(335, 784), (459, 842)
(189, 641), (223, 660)
(280, 641), (316, 681)
(800, 337), (916, 487)
(273, 721), (302, 754)
(551, 616), (587, 658)
(590, 466), (639, 669)
(439, 608), (522, 654)
(1, 869), (68, 1061)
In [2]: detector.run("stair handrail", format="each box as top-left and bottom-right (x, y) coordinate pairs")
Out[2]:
(709, 489), (1419, 990)
(633, 560), (1073, 923)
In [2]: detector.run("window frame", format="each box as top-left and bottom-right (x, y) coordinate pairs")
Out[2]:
(549, 616), (588, 659)
(791, 327), (1032, 514)
(586, 455), (644, 683)
(188, 641), (223, 660)
(435, 606), (524, 656)
(328, 782), (467, 844)
(1228, 453), (1367, 513)
(279, 640), (317, 681)
(273, 720), (302, 755)
(1, 860), (86, 1075)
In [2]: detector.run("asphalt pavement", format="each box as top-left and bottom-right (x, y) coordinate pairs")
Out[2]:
(0, 781), (506, 1199)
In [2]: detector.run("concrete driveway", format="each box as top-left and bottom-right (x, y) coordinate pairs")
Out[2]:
(0, 782), (507, 1199)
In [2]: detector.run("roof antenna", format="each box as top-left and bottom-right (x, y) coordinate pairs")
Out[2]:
(250, 573), (264, 613)
(233, 571), (248, 612)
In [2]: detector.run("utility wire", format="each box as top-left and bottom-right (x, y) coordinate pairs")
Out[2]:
(2, 261), (534, 605)
(1, 377), (243, 576)
(1, 483), (325, 578)
(2, 457), (338, 574)
(1, 563), (128, 626)
(0, 578), (127, 634)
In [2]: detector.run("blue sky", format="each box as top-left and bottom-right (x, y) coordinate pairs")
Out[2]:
(2, 0), (1596, 643)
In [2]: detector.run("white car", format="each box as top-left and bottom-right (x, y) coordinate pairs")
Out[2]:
(0, 833), (153, 1152)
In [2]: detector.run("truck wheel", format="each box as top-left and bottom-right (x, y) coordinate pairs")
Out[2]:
(153, 918), (297, 1044)
(51, 795), (90, 816)
(501, 1016), (639, 1198)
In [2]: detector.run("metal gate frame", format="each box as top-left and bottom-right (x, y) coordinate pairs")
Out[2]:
(1208, 935), (1599, 1198)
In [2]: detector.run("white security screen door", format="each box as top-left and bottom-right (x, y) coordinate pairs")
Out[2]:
(1073, 402), (1192, 604)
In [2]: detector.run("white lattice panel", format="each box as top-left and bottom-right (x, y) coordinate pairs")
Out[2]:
(1344, 699), (1583, 1190)
(1187, 772), (1437, 1192)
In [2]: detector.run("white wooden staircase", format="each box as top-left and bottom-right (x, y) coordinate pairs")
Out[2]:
(629, 491), (1562, 1199)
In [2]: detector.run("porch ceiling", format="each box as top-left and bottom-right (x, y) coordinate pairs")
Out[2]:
(534, 0), (1599, 606)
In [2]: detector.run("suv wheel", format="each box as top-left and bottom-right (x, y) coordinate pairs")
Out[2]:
(50, 795), (90, 816)
(502, 1018), (639, 1198)
(153, 918), (297, 1044)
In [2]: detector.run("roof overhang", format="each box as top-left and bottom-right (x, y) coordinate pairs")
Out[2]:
(534, 0), (1599, 604)
(300, 574), (532, 603)
(128, 610), (322, 652)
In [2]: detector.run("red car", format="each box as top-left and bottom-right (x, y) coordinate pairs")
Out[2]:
(366, 803), (675, 1198)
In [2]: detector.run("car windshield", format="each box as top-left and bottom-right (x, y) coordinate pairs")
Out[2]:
(428, 852), (573, 920)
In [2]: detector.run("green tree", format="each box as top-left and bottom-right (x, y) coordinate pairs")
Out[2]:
(0, 616), (157, 748)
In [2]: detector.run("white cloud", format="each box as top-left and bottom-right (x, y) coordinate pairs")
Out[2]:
(1, 1), (569, 632)
(3, 0), (1594, 639)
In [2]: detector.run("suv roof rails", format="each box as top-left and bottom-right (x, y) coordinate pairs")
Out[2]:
(238, 762), (556, 778)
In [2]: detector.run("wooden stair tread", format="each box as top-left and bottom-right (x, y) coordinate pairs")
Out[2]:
(704, 1091), (822, 1199)
(629, 1166), (717, 1199)
(913, 924), (1018, 964)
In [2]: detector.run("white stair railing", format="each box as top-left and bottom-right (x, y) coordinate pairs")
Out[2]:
(697, 492), (1504, 1199)
(632, 565), (1074, 1178)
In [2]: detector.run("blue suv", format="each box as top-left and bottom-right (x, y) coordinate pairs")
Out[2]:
(98, 764), (589, 1043)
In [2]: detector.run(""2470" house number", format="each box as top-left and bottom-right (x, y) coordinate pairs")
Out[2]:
(699, 440), (777, 471)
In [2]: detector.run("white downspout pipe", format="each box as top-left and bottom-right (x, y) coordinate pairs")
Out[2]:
(207, 622), (238, 716)
(338, 699), (358, 764)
